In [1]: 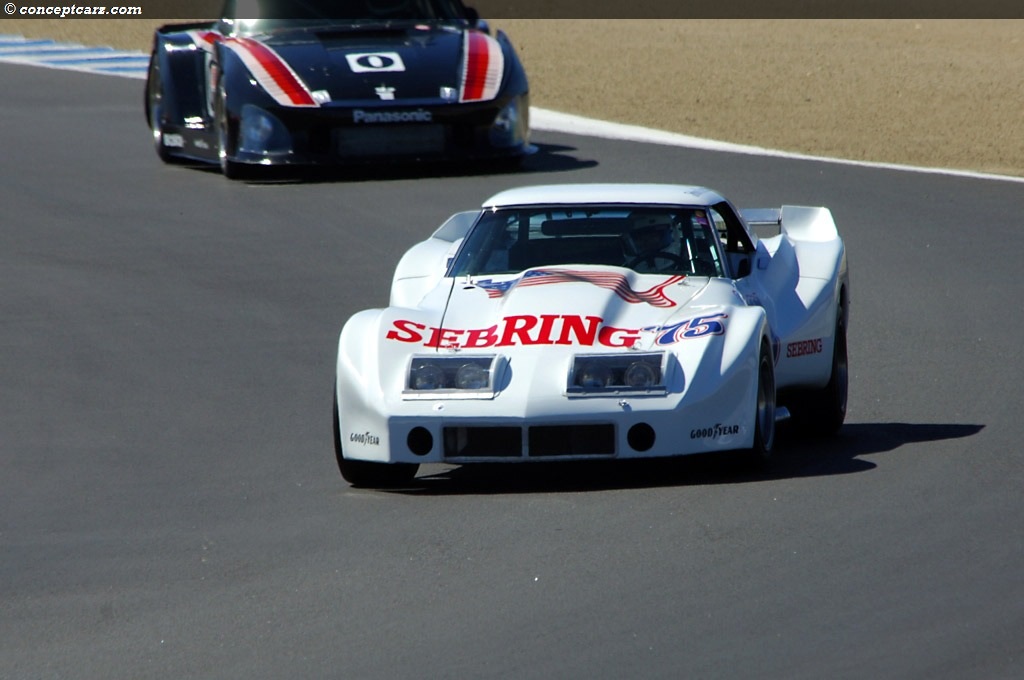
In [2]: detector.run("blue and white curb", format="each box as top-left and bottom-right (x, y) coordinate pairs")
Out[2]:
(0, 34), (148, 78)
(0, 33), (1019, 184)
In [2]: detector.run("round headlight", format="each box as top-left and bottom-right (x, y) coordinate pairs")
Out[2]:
(455, 363), (490, 390)
(410, 363), (445, 390)
(624, 361), (658, 388)
(239, 104), (292, 154)
(241, 111), (273, 147)
(576, 363), (612, 388)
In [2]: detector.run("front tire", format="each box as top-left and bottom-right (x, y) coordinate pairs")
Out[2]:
(333, 390), (418, 488)
(214, 78), (253, 181)
(145, 57), (179, 164)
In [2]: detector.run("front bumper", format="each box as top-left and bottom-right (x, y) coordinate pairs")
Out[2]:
(227, 94), (531, 166)
(337, 366), (758, 465)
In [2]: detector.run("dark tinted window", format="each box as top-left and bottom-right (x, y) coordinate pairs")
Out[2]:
(222, 0), (469, 25)
(449, 206), (725, 277)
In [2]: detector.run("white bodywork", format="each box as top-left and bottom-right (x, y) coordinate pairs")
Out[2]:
(335, 184), (848, 466)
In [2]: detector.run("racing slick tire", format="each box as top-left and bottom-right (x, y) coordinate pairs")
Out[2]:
(788, 305), (848, 436)
(333, 391), (418, 488)
(145, 58), (183, 165)
(742, 339), (777, 468)
(214, 79), (253, 181)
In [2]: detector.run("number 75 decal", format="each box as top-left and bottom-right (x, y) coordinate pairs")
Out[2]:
(645, 314), (728, 345)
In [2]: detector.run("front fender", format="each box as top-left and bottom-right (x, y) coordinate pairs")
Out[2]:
(214, 41), (278, 117)
(335, 309), (392, 462)
(337, 308), (385, 401)
(390, 211), (478, 307)
(494, 29), (529, 98)
(657, 305), (769, 452)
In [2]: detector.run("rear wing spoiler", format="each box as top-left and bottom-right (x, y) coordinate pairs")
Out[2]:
(740, 206), (837, 242)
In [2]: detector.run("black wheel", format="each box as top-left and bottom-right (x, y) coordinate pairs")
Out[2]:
(744, 340), (777, 467)
(787, 304), (848, 436)
(145, 57), (179, 164)
(805, 311), (849, 434)
(333, 390), (418, 488)
(214, 78), (252, 180)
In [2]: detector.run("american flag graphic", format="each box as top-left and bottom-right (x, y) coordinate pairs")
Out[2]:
(475, 269), (685, 308)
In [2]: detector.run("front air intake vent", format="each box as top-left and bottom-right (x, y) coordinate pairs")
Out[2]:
(443, 426), (521, 457)
(528, 424), (615, 457)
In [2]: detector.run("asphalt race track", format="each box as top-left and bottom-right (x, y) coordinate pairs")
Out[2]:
(2, 64), (1022, 679)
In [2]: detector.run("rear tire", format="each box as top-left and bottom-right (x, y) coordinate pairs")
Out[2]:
(743, 340), (777, 468)
(789, 306), (848, 435)
(333, 389), (418, 488)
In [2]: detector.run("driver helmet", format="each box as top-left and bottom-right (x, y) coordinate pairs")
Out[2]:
(623, 213), (675, 256)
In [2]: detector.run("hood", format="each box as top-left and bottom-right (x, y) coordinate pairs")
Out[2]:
(371, 270), (749, 406)
(434, 268), (718, 352)
(223, 23), (505, 105)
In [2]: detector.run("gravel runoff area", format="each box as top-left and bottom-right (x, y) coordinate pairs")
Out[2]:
(3, 18), (1022, 178)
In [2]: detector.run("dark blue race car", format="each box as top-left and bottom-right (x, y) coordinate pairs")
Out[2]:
(145, 0), (531, 178)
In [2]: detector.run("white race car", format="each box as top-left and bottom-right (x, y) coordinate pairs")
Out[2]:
(334, 184), (849, 487)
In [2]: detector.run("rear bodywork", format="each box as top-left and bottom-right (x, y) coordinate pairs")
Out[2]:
(144, 1), (531, 174)
(334, 184), (849, 469)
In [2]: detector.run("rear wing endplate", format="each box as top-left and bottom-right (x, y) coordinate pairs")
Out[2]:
(739, 208), (782, 240)
(740, 206), (837, 242)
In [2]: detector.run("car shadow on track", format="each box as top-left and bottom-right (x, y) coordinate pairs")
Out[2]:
(388, 422), (985, 495)
(184, 141), (597, 184)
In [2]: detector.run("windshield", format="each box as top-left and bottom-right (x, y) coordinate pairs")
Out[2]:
(449, 206), (726, 278)
(222, 0), (471, 31)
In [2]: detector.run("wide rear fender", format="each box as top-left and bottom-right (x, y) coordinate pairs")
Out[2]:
(748, 206), (848, 388)
(148, 25), (215, 126)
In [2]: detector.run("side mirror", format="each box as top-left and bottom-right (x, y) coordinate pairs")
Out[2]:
(735, 257), (751, 278)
